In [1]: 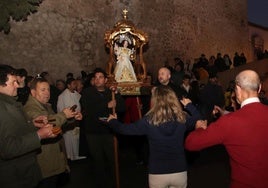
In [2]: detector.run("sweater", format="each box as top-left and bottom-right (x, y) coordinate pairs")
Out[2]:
(185, 102), (268, 188)
(109, 103), (200, 174)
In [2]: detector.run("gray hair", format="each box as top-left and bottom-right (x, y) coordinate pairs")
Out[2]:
(235, 70), (260, 91)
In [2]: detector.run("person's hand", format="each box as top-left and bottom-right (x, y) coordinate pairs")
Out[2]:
(107, 113), (117, 122)
(110, 85), (118, 94)
(151, 86), (156, 94)
(37, 124), (56, 139)
(74, 111), (83, 121)
(108, 100), (116, 108)
(195, 120), (207, 130)
(213, 105), (224, 116)
(63, 108), (77, 119)
(180, 97), (192, 107)
(33, 115), (48, 128)
(51, 126), (62, 135)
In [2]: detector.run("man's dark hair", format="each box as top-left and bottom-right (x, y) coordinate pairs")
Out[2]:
(56, 79), (66, 85)
(88, 72), (94, 80)
(66, 72), (74, 79)
(183, 74), (191, 80)
(93, 68), (107, 78)
(29, 77), (48, 90)
(209, 72), (218, 79)
(0, 64), (16, 86)
(40, 71), (49, 78)
(81, 71), (87, 79)
(66, 77), (75, 86)
(16, 68), (28, 77)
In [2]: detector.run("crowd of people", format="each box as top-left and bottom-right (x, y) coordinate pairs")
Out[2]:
(186, 52), (247, 83)
(255, 49), (268, 60)
(1, 56), (268, 188)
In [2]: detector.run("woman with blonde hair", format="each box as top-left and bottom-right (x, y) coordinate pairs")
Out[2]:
(107, 85), (203, 188)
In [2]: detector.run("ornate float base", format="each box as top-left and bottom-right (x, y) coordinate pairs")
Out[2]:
(107, 77), (153, 96)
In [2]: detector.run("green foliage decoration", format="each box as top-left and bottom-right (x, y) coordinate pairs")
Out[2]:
(0, 0), (43, 34)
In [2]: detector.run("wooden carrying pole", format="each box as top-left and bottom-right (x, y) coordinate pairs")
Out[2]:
(112, 90), (120, 188)
(136, 96), (142, 119)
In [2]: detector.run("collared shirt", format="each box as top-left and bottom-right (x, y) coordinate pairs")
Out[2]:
(241, 97), (260, 108)
(182, 84), (190, 93)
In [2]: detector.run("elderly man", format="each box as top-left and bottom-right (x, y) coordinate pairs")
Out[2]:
(185, 70), (268, 188)
(23, 77), (82, 188)
(0, 64), (55, 188)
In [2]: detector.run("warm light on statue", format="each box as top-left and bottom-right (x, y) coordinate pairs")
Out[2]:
(104, 9), (151, 95)
(114, 39), (137, 82)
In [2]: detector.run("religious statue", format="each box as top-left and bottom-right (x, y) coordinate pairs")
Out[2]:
(104, 9), (149, 83)
(114, 37), (137, 82)
(104, 9), (151, 95)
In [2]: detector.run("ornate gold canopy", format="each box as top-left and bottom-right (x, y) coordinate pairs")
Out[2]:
(104, 9), (149, 83)
(105, 10), (148, 49)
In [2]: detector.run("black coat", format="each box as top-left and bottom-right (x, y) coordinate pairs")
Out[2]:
(80, 87), (126, 134)
(198, 82), (225, 120)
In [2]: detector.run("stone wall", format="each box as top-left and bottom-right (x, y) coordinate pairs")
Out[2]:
(218, 58), (268, 91)
(0, 0), (249, 82)
(248, 22), (268, 60)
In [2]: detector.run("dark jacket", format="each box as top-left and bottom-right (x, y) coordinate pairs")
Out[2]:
(155, 81), (187, 100)
(167, 82), (187, 99)
(0, 93), (42, 188)
(80, 86), (126, 134)
(199, 82), (225, 120)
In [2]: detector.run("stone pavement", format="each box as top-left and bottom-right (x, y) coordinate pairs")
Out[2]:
(63, 142), (230, 188)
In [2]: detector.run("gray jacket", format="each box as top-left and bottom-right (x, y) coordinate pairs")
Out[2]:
(0, 93), (42, 188)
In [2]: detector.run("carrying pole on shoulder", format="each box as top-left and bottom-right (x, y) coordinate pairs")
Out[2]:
(111, 89), (120, 188)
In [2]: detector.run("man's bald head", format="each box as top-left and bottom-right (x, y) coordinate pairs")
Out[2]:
(235, 70), (260, 92)
(235, 70), (260, 104)
(158, 67), (171, 85)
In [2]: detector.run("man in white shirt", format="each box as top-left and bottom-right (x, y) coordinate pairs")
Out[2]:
(57, 78), (86, 160)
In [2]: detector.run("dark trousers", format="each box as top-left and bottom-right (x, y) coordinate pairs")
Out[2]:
(36, 172), (70, 188)
(86, 134), (116, 188)
(37, 175), (58, 188)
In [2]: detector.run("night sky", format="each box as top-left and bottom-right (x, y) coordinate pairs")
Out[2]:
(248, 0), (268, 27)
